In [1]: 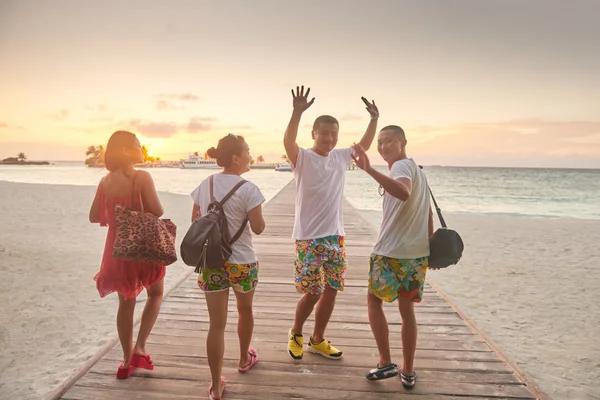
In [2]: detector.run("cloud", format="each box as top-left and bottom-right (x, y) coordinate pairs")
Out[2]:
(156, 100), (184, 111)
(0, 122), (7, 128)
(47, 108), (69, 120)
(407, 119), (600, 158)
(157, 93), (199, 102)
(186, 117), (215, 133)
(129, 119), (179, 138)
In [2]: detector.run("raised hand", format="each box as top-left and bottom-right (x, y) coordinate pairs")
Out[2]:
(361, 97), (379, 119)
(292, 85), (315, 113)
(351, 143), (371, 171)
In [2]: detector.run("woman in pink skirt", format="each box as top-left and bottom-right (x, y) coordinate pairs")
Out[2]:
(89, 130), (166, 379)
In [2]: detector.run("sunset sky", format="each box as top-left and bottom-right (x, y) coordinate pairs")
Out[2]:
(1, 0), (599, 167)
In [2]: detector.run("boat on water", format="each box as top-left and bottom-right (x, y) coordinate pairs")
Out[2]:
(179, 153), (220, 169)
(275, 163), (293, 172)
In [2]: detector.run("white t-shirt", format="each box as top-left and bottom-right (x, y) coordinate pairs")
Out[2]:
(372, 158), (431, 259)
(292, 147), (354, 240)
(190, 174), (265, 264)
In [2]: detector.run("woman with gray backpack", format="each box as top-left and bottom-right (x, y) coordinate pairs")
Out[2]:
(183, 133), (265, 400)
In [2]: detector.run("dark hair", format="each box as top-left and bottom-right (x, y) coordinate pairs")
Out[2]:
(206, 133), (247, 168)
(381, 125), (406, 139)
(312, 115), (339, 131)
(104, 130), (138, 172)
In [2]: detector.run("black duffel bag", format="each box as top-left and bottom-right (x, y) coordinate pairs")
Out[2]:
(423, 172), (464, 268)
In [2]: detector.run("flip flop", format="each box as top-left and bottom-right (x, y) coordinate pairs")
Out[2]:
(365, 363), (398, 380)
(130, 354), (154, 370)
(238, 348), (258, 373)
(116, 362), (136, 379)
(208, 376), (226, 400)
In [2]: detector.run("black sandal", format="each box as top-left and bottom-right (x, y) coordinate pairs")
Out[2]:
(401, 370), (417, 389)
(365, 363), (399, 380)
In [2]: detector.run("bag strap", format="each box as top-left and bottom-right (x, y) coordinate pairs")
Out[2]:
(230, 218), (249, 244)
(209, 175), (248, 206)
(418, 165), (446, 228)
(209, 175), (249, 244)
(130, 171), (145, 213)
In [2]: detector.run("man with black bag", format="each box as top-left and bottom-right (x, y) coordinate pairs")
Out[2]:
(351, 125), (434, 390)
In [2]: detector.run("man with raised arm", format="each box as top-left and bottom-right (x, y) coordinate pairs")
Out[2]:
(283, 85), (379, 360)
(351, 125), (434, 389)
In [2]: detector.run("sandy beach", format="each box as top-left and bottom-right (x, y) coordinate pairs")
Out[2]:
(0, 182), (194, 400)
(1, 181), (599, 400)
(360, 210), (600, 400)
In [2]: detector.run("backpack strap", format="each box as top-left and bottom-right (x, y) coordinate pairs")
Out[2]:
(209, 175), (216, 202)
(219, 179), (248, 205)
(230, 217), (249, 244)
(208, 175), (249, 244)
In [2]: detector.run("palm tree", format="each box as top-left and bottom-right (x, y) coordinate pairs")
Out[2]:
(249, 157), (255, 165)
(281, 154), (290, 163)
(85, 145), (105, 166)
(17, 152), (27, 162)
(257, 155), (265, 164)
(141, 145), (155, 162)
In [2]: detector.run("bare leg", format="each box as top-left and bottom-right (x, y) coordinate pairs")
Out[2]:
(312, 286), (338, 342)
(205, 289), (229, 398)
(291, 293), (321, 334)
(368, 292), (392, 366)
(116, 294), (136, 366)
(398, 297), (417, 374)
(133, 279), (164, 357)
(234, 289), (255, 368)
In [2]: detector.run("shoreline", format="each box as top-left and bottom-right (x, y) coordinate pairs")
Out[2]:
(2, 179), (599, 222)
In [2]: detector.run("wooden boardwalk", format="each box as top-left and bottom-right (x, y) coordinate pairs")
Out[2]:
(59, 181), (539, 400)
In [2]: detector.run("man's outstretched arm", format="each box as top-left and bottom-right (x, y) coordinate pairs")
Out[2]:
(284, 85), (314, 168)
(358, 97), (379, 151)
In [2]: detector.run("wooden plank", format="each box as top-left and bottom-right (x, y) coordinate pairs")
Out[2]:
(58, 180), (539, 400)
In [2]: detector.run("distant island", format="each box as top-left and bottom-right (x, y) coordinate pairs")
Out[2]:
(1, 153), (50, 165)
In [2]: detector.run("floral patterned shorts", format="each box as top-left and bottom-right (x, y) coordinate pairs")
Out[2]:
(294, 235), (347, 295)
(368, 254), (429, 303)
(198, 261), (259, 293)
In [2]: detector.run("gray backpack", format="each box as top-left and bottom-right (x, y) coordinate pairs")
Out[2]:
(181, 176), (248, 272)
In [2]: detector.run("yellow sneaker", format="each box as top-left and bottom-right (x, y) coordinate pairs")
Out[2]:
(308, 337), (343, 359)
(288, 329), (304, 360)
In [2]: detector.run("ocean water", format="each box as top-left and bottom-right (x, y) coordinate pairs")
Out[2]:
(1, 163), (598, 219)
(345, 165), (600, 220)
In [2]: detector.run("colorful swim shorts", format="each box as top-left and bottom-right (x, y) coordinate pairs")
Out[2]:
(368, 254), (428, 303)
(294, 235), (347, 295)
(198, 261), (259, 293)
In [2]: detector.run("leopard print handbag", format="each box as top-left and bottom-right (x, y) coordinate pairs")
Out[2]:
(112, 174), (177, 266)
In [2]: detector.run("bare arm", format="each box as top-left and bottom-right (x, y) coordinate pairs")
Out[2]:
(367, 169), (412, 201)
(357, 97), (379, 151)
(191, 203), (201, 222)
(247, 204), (265, 235)
(351, 143), (411, 201)
(284, 85), (315, 168)
(283, 110), (302, 168)
(89, 185), (101, 223)
(138, 171), (164, 217)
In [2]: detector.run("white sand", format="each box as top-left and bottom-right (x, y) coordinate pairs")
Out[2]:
(0, 182), (194, 400)
(1, 182), (599, 400)
(359, 210), (600, 400)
